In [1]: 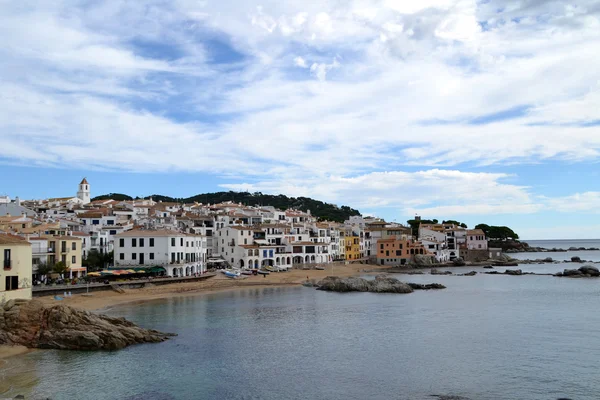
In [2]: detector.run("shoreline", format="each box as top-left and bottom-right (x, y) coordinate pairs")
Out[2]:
(36, 263), (376, 312)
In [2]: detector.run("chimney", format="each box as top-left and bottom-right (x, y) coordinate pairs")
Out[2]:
(15, 196), (20, 206)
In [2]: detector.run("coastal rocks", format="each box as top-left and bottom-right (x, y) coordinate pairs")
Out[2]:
(316, 275), (445, 294)
(504, 269), (523, 276)
(462, 271), (477, 276)
(413, 254), (435, 266)
(431, 269), (453, 275)
(0, 299), (175, 351)
(555, 266), (600, 278)
(408, 283), (447, 290)
(571, 256), (582, 263)
(452, 258), (466, 267)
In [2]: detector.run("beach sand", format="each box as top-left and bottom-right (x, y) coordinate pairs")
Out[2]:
(37, 263), (382, 312)
(0, 345), (33, 360)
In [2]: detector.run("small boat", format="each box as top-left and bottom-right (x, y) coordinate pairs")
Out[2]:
(241, 270), (253, 276)
(265, 266), (275, 272)
(315, 266), (325, 270)
(224, 270), (241, 278)
(257, 270), (270, 275)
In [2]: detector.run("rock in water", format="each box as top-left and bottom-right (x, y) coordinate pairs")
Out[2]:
(0, 299), (175, 351)
(316, 276), (445, 294)
(504, 269), (523, 276)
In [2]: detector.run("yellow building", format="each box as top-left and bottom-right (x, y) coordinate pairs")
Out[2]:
(44, 236), (85, 278)
(0, 234), (33, 302)
(345, 231), (362, 261)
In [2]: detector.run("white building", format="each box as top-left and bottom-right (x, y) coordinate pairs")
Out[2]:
(114, 229), (207, 277)
(77, 178), (91, 204)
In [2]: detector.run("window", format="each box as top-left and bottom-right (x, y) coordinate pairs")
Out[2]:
(72, 256), (76, 264)
(3, 249), (11, 269)
(132, 238), (137, 247)
(181, 238), (184, 246)
(150, 253), (154, 260)
(396, 250), (401, 256)
(140, 238), (145, 247)
(5, 276), (18, 291)
(107, 220), (114, 225)
(119, 238), (124, 247)
(72, 242), (76, 250)
(386, 250), (389, 256)
(171, 238), (175, 246)
(110, 230), (117, 235)
(150, 238), (154, 247)
(132, 253), (137, 260)
(120, 253), (125, 260)
(380, 244), (384, 250)
(92, 220), (100, 225)
(244, 239), (247, 245)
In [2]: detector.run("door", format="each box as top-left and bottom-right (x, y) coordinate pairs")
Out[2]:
(139, 253), (144, 265)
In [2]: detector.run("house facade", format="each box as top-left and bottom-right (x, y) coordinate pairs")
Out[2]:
(0, 234), (33, 302)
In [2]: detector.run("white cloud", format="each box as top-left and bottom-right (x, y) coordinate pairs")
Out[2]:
(1, 0), (600, 231)
(294, 56), (308, 68)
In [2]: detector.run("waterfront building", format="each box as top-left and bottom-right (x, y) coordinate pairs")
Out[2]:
(43, 235), (85, 278)
(376, 237), (433, 266)
(0, 234), (33, 302)
(114, 229), (207, 277)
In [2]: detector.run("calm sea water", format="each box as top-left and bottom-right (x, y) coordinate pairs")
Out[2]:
(3, 270), (600, 400)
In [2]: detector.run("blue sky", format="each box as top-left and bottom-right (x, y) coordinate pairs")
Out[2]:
(1, 0), (600, 240)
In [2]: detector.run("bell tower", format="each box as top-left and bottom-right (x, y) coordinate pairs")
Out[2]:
(77, 178), (91, 204)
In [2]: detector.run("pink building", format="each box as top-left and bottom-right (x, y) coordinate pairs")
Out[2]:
(466, 229), (488, 250)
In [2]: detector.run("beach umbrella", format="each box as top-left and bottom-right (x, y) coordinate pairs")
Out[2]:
(126, 269), (137, 274)
(136, 270), (146, 273)
(100, 270), (113, 276)
(87, 272), (101, 277)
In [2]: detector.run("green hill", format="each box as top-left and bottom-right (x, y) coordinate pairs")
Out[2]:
(92, 191), (361, 222)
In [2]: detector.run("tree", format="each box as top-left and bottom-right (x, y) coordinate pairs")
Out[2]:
(36, 262), (53, 278)
(406, 218), (439, 237)
(442, 220), (468, 228)
(53, 261), (69, 278)
(475, 224), (519, 241)
(83, 250), (114, 271)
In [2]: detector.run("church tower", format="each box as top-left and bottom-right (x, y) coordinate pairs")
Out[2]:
(77, 178), (91, 204)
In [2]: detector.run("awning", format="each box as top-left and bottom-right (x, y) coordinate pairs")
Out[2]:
(68, 267), (87, 271)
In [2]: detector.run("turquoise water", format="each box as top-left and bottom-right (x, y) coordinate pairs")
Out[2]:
(3, 274), (600, 400)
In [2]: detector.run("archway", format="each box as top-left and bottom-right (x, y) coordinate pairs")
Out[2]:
(254, 260), (259, 268)
(287, 257), (291, 265)
(293, 256), (303, 264)
(311, 255), (316, 262)
(240, 259), (245, 268)
(186, 267), (190, 276)
(262, 259), (274, 266)
(305, 255), (310, 263)
(276, 257), (280, 265)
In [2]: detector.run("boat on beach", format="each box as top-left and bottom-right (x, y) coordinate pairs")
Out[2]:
(315, 266), (325, 270)
(257, 270), (270, 275)
(241, 270), (253, 276)
(224, 270), (241, 278)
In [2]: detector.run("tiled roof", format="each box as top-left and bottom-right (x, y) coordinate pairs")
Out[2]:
(0, 234), (31, 246)
(115, 229), (187, 237)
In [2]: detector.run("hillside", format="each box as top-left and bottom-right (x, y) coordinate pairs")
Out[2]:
(92, 191), (361, 222)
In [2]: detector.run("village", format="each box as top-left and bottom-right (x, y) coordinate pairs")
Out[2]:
(0, 178), (503, 303)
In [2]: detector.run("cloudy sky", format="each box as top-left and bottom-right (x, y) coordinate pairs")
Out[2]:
(1, 0), (600, 239)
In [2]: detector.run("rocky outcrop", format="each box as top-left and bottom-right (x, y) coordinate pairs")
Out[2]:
(555, 266), (600, 278)
(407, 283), (447, 290)
(412, 254), (435, 266)
(431, 269), (453, 275)
(504, 269), (523, 276)
(571, 256), (582, 263)
(452, 258), (466, 267)
(316, 275), (445, 294)
(0, 299), (175, 351)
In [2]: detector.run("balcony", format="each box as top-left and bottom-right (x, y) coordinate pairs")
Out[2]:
(3, 260), (11, 270)
(48, 248), (55, 253)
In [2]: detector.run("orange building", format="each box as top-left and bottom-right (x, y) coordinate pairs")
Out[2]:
(377, 237), (432, 266)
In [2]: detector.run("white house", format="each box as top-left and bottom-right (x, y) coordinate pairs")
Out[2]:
(114, 229), (207, 277)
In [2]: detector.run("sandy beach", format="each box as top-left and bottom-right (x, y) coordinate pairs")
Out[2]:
(37, 263), (379, 312)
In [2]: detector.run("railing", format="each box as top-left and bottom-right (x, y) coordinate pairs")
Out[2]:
(3, 260), (11, 270)
(48, 248), (55, 253)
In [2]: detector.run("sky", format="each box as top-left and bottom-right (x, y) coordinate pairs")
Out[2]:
(1, 0), (600, 240)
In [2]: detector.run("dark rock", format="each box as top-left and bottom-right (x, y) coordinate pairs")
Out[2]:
(431, 269), (452, 275)
(316, 276), (445, 294)
(562, 269), (583, 277)
(407, 283), (446, 290)
(571, 256), (582, 262)
(0, 300), (175, 351)
(452, 258), (466, 267)
(504, 269), (523, 276)
(463, 271), (477, 276)
(485, 271), (500, 274)
(543, 257), (553, 262)
(579, 265), (600, 276)
(483, 266), (494, 269)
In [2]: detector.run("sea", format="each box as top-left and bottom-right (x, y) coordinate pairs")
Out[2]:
(2, 239), (600, 400)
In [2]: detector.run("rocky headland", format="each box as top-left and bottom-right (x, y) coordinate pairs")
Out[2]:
(554, 265), (600, 278)
(0, 299), (175, 351)
(316, 275), (445, 293)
